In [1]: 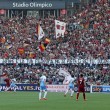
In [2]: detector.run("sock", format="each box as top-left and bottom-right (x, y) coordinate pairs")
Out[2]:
(39, 92), (42, 100)
(65, 89), (68, 95)
(43, 91), (47, 98)
(83, 93), (86, 100)
(76, 92), (79, 99)
(70, 90), (74, 97)
(5, 87), (10, 91)
(14, 87), (17, 92)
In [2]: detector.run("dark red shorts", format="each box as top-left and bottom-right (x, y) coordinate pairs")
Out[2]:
(4, 79), (10, 87)
(78, 87), (85, 92)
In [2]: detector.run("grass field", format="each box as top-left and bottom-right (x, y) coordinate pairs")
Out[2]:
(0, 92), (110, 110)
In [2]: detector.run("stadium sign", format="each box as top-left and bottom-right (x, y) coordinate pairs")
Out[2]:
(0, 1), (65, 9)
(46, 85), (90, 92)
(0, 84), (39, 91)
(91, 85), (110, 93)
(0, 84), (90, 92)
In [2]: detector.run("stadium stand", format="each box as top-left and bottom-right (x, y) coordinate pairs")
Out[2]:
(0, 0), (110, 85)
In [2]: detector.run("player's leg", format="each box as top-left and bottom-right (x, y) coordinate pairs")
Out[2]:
(76, 87), (80, 100)
(64, 89), (69, 97)
(76, 92), (79, 100)
(43, 90), (47, 100)
(70, 88), (74, 97)
(82, 88), (86, 100)
(6, 83), (13, 91)
(83, 92), (86, 100)
(13, 85), (17, 92)
(39, 87), (43, 100)
(4, 79), (10, 91)
(9, 84), (14, 91)
(43, 86), (47, 100)
(5, 86), (11, 91)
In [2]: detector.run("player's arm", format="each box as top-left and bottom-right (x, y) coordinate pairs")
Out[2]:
(44, 78), (47, 84)
(83, 79), (86, 87)
(77, 78), (79, 86)
(0, 74), (5, 77)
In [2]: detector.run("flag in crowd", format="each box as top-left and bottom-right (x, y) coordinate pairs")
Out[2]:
(39, 43), (47, 52)
(18, 48), (25, 55)
(37, 20), (66, 52)
(36, 24), (45, 40)
(39, 38), (50, 52)
(29, 52), (36, 58)
(44, 38), (51, 44)
(55, 20), (66, 38)
(0, 37), (6, 43)
(38, 19), (66, 51)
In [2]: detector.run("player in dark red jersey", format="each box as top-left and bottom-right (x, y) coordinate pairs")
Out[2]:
(0, 71), (11, 91)
(76, 74), (86, 101)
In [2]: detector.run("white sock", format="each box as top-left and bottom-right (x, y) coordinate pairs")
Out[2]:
(5, 87), (10, 91)
(14, 87), (17, 92)
(43, 91), (47, 98)
(70, 90), (74, 97)
(39, 92), (42, 100)
(65, 89), (68, 95)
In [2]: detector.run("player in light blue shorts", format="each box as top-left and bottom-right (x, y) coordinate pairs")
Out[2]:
(64, 77), (74, 97)
(68, 80), (74, 90)
(39, 74), (47, 100)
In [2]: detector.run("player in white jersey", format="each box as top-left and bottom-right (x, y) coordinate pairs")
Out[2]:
(39, 74), (47, 100)
(63, 74), (72, 85)
(64, 77), (74, 97)
(58, 68), (74, 97)
(58, 68), (72, 84)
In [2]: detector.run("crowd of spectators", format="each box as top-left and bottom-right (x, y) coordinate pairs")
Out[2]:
(0, 63), (110, 85)
(0, 1), (109, 60)
(0, 0), (110, 85)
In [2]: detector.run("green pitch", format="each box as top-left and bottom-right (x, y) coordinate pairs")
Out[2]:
(0, 92), (110, 110)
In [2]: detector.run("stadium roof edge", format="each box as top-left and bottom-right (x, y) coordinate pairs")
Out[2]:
(0, 0), (80, 3)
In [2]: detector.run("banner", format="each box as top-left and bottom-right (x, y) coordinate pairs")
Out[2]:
(0, 59), (110, 64)
(0, 84), (90, 92)
(0, 1), (65, 9)
(55, 20), (66, 38)
(91, 85), (110, 93)
(47, 85), (68, 92)
(0, 84), (39, 91)
(47, 85), (90, 92)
